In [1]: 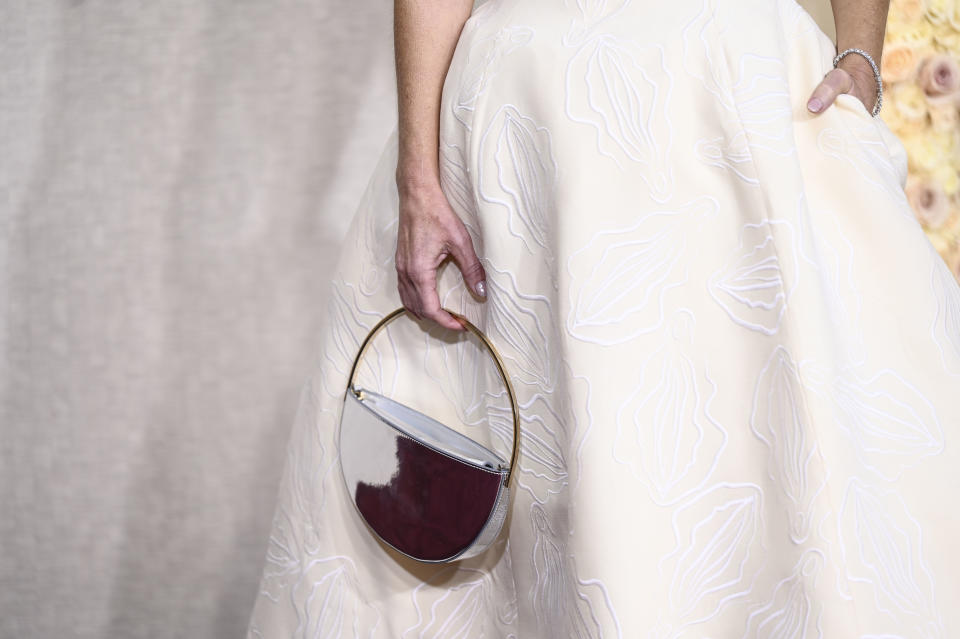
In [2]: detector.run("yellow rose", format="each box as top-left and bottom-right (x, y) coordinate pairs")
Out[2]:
(921, 131), (960, 175)
(889, 82), (930, 123)
(934, 29), (960, 53)
(891, 0), (926, 24)
(886, 20), (908, 41)
(946, 217), (960, 247)
(932, 128), (958, 155)
(878, 103), (906, 131)
(928, 231), (950, 255)
(950, 3), (960, 31)
(894, 20), (935, 47)
(946, 216), (960, 252)
(926, 0), (952, 24)
(928, 96), (960, 132)
(897, 118), (929, 137)
(881, 43), (921, 83)
(905, 135), (948, 173)
(932, 162), (960, 195)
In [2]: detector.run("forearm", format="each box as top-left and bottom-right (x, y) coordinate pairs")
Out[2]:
(829, 0), (890, 92)
(393, 0), (474, 194)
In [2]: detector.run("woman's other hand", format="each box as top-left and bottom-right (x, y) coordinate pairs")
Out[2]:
(806, 55), (878, 115)
(395, 180), (487, 331)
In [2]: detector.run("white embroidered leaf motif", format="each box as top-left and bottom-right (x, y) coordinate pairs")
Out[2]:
(614, 310), (727, 505)
(565, 34), (675, 202)
(419, 580), (484, 638)
(930, 254), (960, 376)
(795, 194), (867, 367)
(742, 549), (826, 639)
(452, 24), (533, 130)
(296, 557), (381, 639)
(838, 479), (942, 634)
(530, 504), (621, 637)
(567, 210), (688, 346)
(828, 369), (944, 482)
(258, 506), (302, 603)
(561, 0), (632, 46)
(695, 132), (759, 185)
(517, 393), (571, 504)
(357, 129), (400, 297)
(817, 127), (911, 213)
(479, 104), (558, 258)
(750, 345), (826, 544)
(485, 265), (560, 392)
(680, 0), (794, 160)
(439, 141), (476, 224)
(403, 561), (518, 638)
(478, 357), (593, 505)
(322, 281), (398, 396)
(708, 220), (799, 336)
(423, 288), (497, 428)
(672, 497), (758, 617)
(660, 484), (765, 629)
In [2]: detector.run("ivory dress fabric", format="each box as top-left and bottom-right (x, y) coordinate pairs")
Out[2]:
(246, 0), (960, 635)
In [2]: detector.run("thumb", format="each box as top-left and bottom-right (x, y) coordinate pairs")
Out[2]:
(807, 67), (852, 113)
(448, 228), (487, 300)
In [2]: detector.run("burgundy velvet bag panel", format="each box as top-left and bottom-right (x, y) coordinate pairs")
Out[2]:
(354, 436), (503, 561)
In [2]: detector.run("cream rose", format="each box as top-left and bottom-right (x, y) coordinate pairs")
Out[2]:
(881, 43), (921, 83)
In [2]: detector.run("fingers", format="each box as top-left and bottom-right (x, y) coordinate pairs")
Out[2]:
(394, 186), (486, 332)
(446, 222), (487, 301)
(807, 67), (855, 114)
(396, 249), (465, 332)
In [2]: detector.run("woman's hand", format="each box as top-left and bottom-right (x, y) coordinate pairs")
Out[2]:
(806, 57), (878, 115)
(395, 180), (487, 332)
(392, 0), (477, 330)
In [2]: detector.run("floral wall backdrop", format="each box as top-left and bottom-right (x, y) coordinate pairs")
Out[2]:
(881, 0), (960, 280)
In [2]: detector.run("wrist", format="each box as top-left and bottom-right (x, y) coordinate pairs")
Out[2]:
(395, 164), (441, 197)
(836, 54), (875, 83)
(396, 132), (441, 193)
(835, 48), (881, 106)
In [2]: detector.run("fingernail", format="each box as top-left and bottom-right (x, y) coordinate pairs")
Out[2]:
(807, 97), (822, 112)
(476, 280), (486, 297)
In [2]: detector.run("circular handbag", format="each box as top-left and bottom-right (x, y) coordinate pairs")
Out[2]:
(338, 306), (520, 563)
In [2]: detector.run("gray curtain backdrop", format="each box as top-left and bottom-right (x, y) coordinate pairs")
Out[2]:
(0, 1), (833, 637)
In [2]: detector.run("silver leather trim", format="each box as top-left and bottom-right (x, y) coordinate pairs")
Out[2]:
(351, 386), (507, 471)
(454, 481), (510, 561)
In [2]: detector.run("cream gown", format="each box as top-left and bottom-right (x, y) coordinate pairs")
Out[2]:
(246, 0), (960, 635)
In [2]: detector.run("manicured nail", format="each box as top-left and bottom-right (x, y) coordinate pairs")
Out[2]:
(807, 97), (822, 112)
(476, 280), (486, 297)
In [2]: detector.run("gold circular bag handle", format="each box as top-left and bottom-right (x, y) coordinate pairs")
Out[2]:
(345, 306), (520, 487)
